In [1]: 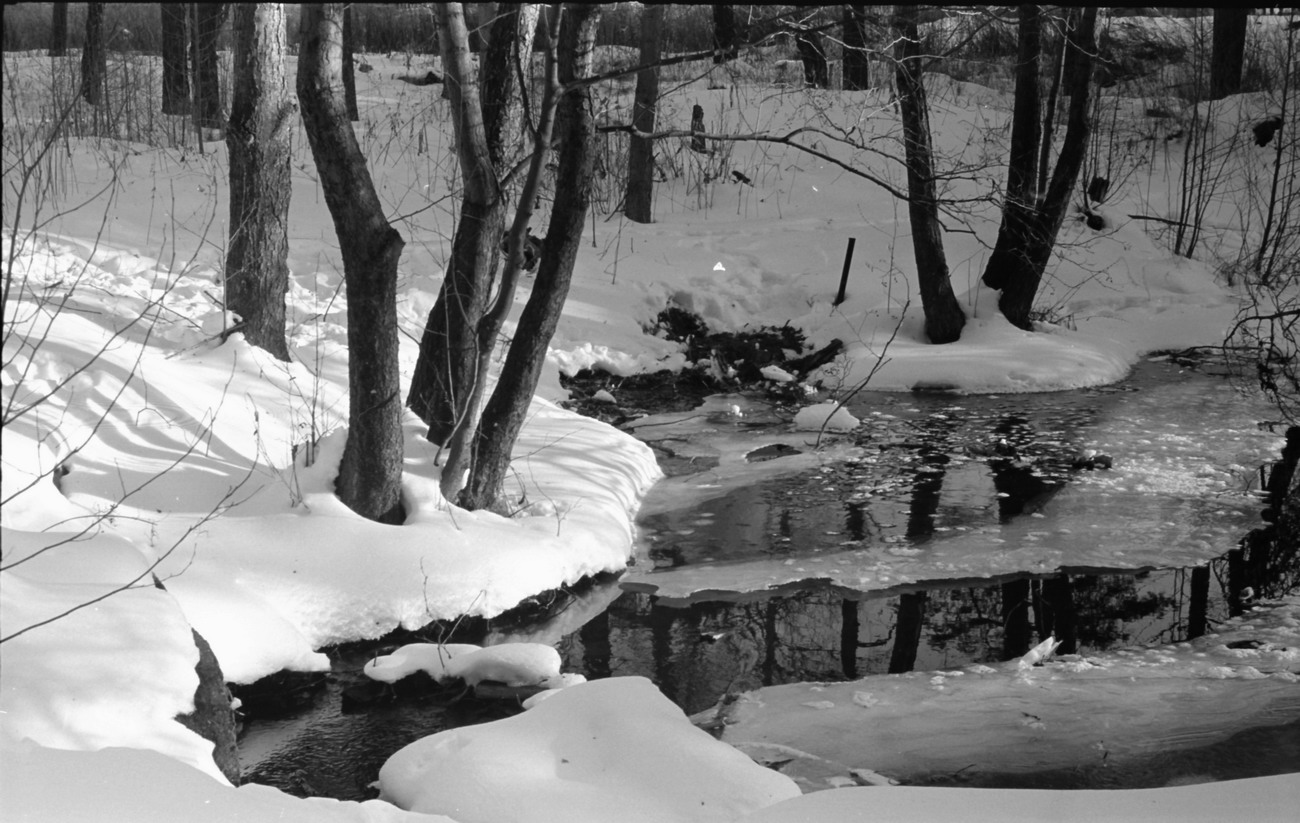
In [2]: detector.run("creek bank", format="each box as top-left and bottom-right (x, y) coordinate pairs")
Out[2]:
(560, 307), (840, 428)
(230, 573), (619, 720)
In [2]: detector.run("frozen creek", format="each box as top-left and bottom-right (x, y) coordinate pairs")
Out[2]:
(240, 357), (1299, 798)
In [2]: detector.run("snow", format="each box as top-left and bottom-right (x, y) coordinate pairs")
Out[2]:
(735, 774), (1300, 823)
(362, 643), (482, 684)
(376, 677), (802, 823)
(707, 597), (1300, 790)
(792, 401), (861, 432)
(2, 34), (1297, 823)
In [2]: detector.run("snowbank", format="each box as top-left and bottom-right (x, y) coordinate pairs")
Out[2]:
(377, 676), (801, 823)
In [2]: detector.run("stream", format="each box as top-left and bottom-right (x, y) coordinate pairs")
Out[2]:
(239, 357), (1298, 799)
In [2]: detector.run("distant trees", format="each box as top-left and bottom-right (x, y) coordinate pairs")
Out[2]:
(843, 5), (871, 91)
(297, 3), (406, 524)
(981, 5), (1099, 330)
(192, 4), (227, 132)
(80, 2), (105, 105)
(160, 4), (189, 115)
(712, 5), (739, 63)
(226, 3), (292, 362)
(49, 3), (68, 57)
(1211, 8), (1250, 100)
(625, 3), (664, 224)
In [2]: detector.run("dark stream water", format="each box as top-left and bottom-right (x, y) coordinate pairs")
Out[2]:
(239, 359), (1298, 799)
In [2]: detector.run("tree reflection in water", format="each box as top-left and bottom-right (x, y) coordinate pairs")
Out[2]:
(559, 534), (1296, 716)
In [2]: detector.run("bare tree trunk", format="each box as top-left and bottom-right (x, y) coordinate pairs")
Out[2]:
(459, 4), (600, 512)
(191, 3), (227, 132)
(625, 3), (663, 223)
(795, 27), (829, 89)
(297, 3), (406, 524)
(80, 3), (106, 105)
(226, 4), (292, 362)
(980, 6), (1097, 329)
(843, 5), (870, 91)
(50, 3), (68, 57)
(1211, 7), (1250, 100)
(342, 2), (358, 121)
(712, 5), (739, 64)
(893, 5), (965, 344)
(161, 3), (190, 115)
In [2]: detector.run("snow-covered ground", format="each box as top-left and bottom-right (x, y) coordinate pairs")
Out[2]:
(3, 25), (1298, 823)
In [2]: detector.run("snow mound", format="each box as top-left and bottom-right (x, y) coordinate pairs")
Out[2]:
(378, 676), (800, 823)
(362, 643), (482, 684)
(793, 402), (860, 432)
(445, 642), (562, 687)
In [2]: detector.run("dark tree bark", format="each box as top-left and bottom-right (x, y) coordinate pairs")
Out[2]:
(50, 3), (68, 57)
(888, 591), (927, 674)
(80, 3), (106, 105)
(297, 3), (406, 524)
(893, 5), (965, 344)
(795, 27), (829, 89)
(980, 6), (1098, 330)
(226, 4), (292, 362)
(1000, 578), (1032, 659)
(712, 5), (739, 64)
(342, 3), (358, 121)
(408, 4), (516, 446)
(843, 5), (871, 91)
(625, 3), (663, 223)
(191, 3), (228, 132)
(1210, 7), (1250, 100)
(459, 4), (601, 512)
(408, 3), (537, 464)
(160, 3), (190, 115)
(840, 596), (860, 679)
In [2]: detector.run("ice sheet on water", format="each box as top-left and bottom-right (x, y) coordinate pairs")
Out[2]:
(709, 597), (1300, 790)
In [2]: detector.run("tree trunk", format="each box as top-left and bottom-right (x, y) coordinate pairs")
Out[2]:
(50, 3), (68, 57)
(893, 5), (965, 344)
(226, 4), (292, 362)
(191, 3), (227, 132)
(297, 3), (406, 524)
(160, 3), (189, 115)
(459, 4), (600, 512)
(843, 5), (870, 91)
(625, 3), (663, 223)
(342, 3), (358, 121)
(980, 5), (1045, 299)
(980, 5), (1097, 329)
(1210, 7), (1250, 100)
(795, 28), (829, 89)
(712, 5), (739, 64)
(80, 3), (106, 105)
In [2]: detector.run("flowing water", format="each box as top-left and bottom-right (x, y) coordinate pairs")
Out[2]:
(239, 358), (1299, 799)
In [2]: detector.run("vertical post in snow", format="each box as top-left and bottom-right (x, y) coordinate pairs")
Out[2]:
(834, 237), (856, 307)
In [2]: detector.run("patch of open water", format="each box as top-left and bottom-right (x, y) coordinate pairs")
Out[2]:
(239, 358), (1299, 799)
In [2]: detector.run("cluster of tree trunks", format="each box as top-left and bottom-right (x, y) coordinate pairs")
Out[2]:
(980, 6), (1099, 330)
